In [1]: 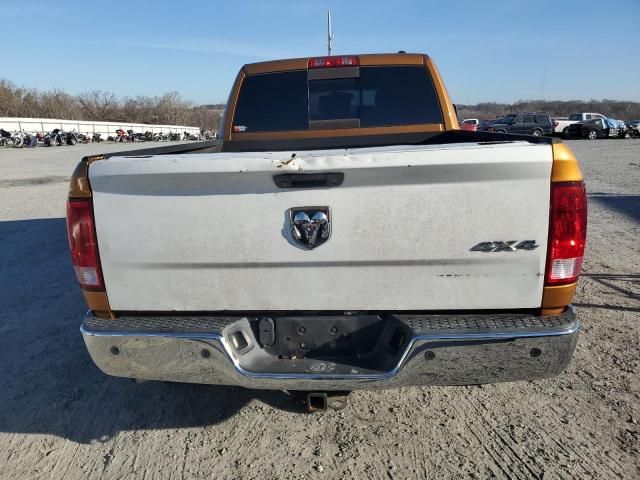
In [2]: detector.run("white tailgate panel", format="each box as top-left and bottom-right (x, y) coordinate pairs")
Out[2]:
(90, 142), (552, 311)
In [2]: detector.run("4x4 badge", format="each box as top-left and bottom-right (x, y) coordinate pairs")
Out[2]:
(290, 207), (331, 249)
(470, 240), (539, 252)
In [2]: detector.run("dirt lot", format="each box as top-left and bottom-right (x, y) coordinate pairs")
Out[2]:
(0, 140), (638, 479)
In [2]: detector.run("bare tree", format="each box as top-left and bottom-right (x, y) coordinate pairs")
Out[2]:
(457, 99), (640, 121)
(0, 80), (19, 116)
(40, 89), (81, 119)
(77, 90), (118, 121)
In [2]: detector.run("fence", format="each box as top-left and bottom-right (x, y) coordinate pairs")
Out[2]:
(0, 117), (201, 139)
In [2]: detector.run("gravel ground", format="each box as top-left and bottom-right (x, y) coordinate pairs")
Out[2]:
(0, 140), (638, 479)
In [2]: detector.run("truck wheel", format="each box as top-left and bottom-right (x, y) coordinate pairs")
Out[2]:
(562, 127), (570, 138)
(531, 129), (542, 137)
(587, 130), (598, 140)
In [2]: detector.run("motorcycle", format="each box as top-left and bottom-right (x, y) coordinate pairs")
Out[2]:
(44, 129), (62, 146)
(183, 131), (199, 140)
(64, 129), (78, 145)
(114, 128), (129, 142)
(0, 128), (11, 147)
(11, 131), (25, 148)
(0, 129), (23, 147)
(21, 131), (38, 148)
(92, 133), (103, 143)
(77, 132), (91, 144)
(153, 132), (168, 142)
(127, 129), (147, 142)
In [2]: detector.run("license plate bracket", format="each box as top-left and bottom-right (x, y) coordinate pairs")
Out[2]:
(267, 315), (386, 359)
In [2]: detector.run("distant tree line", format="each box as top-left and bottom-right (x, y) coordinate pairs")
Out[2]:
(4, 78), (639, 130)
(0, 79), (224, 131)
(457, 100), (640, 121)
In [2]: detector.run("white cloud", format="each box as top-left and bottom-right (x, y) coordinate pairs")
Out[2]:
(79, 37), (297, 60)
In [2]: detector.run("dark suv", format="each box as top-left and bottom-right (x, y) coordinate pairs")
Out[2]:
(482, 113), (553, 137)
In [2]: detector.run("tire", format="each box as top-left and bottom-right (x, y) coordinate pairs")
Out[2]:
(623, 131), (632, 139)
(562, 127), (570, 138)
(531, 129), (542, 137)
(587, 130), (598, 140)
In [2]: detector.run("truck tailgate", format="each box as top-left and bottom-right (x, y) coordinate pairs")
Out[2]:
(90, 141), (552, 311)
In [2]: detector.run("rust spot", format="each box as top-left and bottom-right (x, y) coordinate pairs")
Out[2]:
(277, 154), (297, 168)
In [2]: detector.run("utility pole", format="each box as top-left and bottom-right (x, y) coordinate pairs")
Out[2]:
(327, 10), (334, 56)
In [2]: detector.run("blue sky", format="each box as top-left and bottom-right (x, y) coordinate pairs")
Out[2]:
(2, 0), (639, 104)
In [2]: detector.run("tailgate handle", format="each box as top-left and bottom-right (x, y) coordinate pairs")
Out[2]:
(273, 172), (344, 189)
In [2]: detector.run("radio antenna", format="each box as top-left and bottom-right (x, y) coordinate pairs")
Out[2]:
(326, 10), (334, 56)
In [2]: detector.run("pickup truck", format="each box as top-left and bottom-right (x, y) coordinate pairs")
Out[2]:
(70, 53), (586, 410)
(553, 113), (606, 138)
(552, 117), (570, 137)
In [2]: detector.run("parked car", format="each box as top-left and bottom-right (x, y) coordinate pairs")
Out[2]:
(552, 113), (607, 138)
(459, 118), (480, 131)
(567, 118), (626, 139)
(481, 112), (553, 136)
(483, 118), (504, 128)
(71, 53), (585, 410)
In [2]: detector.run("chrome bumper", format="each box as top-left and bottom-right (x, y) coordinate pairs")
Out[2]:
(81, 308), (579, 391)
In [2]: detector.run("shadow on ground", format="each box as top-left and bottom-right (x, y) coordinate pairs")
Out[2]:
(0, 218), (305, 445)
(575, 273), (640, 312)
(588, 192), (640, 223)
(5, 216), (635, 444)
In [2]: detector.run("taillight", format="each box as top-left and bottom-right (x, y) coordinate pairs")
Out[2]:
(66, 198), (104, 290)
(545, 182), (587, 285)
(308, 55), (359, 68)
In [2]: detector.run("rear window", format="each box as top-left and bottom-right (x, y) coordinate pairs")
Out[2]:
(232, 66), (443, 133)
(535, 115), (550, 125)
(232, 71), (308, 132)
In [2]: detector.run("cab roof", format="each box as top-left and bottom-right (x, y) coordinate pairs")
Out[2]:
(242, 53), (429, 75)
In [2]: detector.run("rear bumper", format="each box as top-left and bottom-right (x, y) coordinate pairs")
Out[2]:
(81, 308), (579, 391)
